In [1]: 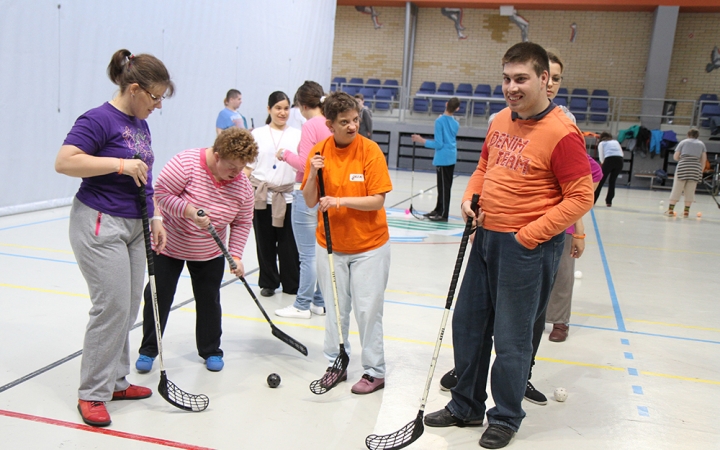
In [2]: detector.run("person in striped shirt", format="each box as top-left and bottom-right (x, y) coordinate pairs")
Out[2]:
(135, 127), (257, 373)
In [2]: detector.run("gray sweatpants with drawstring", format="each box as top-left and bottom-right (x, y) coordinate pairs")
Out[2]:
(69, 198), (146, 401)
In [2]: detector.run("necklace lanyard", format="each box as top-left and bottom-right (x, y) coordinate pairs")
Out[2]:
(270, 126), (285, 169)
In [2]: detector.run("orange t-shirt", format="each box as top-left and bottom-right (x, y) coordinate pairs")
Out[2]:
(301, 135), (392, 254)
(463, 106), (594, 249)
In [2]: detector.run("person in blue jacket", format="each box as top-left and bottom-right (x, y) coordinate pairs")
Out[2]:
(411, 97), (460, 222)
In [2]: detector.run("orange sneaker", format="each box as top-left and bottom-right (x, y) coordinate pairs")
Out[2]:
(77, 400), (111, 427)
(112, 384), (152, 400)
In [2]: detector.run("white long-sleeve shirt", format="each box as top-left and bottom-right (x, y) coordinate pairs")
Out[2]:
(598, 139), (624, 163)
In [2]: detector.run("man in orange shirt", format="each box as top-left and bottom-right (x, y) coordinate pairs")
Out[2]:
(424, 43), (593, 449)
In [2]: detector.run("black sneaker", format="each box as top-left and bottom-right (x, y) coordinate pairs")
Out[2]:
(524, 381), (547, 405)
(422, 211), (437, 218)
(440, 368), (457, 391)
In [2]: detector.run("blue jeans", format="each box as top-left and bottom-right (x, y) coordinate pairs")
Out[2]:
(446, 228), (564, 431)
(291, 190), (324, 310)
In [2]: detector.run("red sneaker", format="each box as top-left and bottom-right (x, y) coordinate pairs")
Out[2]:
(77, 400), (111, 427)
(112, 384), (152, 400)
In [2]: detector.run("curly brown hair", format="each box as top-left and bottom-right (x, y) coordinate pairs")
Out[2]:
(323, 91), (361, 123)
(213, 128), (258, 163)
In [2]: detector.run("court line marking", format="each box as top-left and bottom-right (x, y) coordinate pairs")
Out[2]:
(0, 217), (69, 231)
(0, 409), (213, 449)
(591, 209), (626, 331)
(0, 242), (74, 254)
(208, 309), (720, 386)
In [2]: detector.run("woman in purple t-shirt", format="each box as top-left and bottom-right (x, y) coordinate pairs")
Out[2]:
(55, 49), (174, 428)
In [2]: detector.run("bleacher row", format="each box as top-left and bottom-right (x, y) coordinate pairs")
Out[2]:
(330, 77), (400, 112)
(699, 94), (720, 130)
(331, 77), (612, 122)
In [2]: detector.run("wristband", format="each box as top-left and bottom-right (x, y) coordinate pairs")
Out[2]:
(118, 158), (124, 175)
(572, 233), (585, 239)
(151, 216), (163, 222)
(336, 197), (340, 210)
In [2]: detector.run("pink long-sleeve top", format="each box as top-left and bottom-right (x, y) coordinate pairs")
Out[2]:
(282, 115), (332, 183)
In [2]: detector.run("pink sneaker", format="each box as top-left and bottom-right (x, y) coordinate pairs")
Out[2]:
(351, 374), (385, 394)
(320, 367), (347, 388)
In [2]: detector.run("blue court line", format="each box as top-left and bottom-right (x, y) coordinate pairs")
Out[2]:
(0, 252), (76, 265)
(621, 339), (630, 345)
(632, 385), (644, 395)
(571, 323), (720, 345)
(384, 299), (449, 310)
(628, 368), (639, 376)
(591, 209), (626, 331)
(0, 217), (69, 232)
(637, 406), (650, 417)
(624, 352), (634, 360)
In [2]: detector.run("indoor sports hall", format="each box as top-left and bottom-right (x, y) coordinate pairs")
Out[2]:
(1, 1), (719, 449)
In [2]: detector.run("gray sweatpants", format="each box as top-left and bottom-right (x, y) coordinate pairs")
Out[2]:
(317, 241), (390, 379)
(69, 198), (146, 401)
(545, 236), (575, 324)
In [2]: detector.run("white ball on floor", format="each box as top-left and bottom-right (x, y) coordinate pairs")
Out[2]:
(418, 189), (424, 194)
(574, 270), (582, 279)
(554, 387), (568, 402)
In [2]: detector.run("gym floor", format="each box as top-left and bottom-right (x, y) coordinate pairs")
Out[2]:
(1, 170), (718, 449)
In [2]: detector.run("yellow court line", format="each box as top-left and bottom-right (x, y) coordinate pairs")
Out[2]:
(625, 318), (720, 333)
(0, 242), (74, 254)
(386, 288), (444, 299)
(197, 308), (720, 386)
(0, 283), (88, 298)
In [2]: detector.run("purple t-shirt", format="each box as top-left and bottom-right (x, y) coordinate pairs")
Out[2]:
(63, 102), (155, 218)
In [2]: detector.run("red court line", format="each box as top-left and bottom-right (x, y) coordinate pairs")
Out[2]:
(0, 409), (213, 449)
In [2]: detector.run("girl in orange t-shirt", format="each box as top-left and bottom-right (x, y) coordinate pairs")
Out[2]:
(302, 92), (392, 395)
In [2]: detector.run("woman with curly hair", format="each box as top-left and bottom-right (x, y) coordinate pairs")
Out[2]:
(135, 127), (257, 374)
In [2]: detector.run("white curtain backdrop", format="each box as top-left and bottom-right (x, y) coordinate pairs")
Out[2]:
(0, 0), (336, 215)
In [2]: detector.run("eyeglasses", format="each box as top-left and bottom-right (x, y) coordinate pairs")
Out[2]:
(551, 76), (563, 83)
(140, 86), (166, 104)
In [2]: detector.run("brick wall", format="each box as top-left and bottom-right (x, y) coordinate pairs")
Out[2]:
(667, 13), (720, 120)
(332, 6), (719, 119)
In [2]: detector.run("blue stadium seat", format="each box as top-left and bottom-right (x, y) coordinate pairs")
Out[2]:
(374, 88), (393, 111)
(437, 82), (455, 96)
(569, 97), (588, 122)
(331, 77), (346, 92)
(412, 98), (429, 114)
(700, 104), (720, 128)
(554, 97), (568, 108)
(571, 88), (589, 101)
(349, 77), (364, 85)
(698, 94), (719, 127)
(366, 78), (381, 95)
(589, 98), (609, 123)
(456, 83), (473, 96)
(431, 99), (447, 114)
(383, 79), (400, 98)
(473, 100), (487, 116)
(556, 87), (569, 103)
(493, 85), (503, 96)
(591, 89), (609, 98)
(418, 81), (436, 94)
(358, 87), (376, 108)
(342, 85), (359, 96)
(474, 84), (492, 97)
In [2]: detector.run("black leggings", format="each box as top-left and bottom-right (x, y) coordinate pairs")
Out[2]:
(433, 165), (455, 219)
(139, 254), (225, 359)
(253, 205), (300, 294)
(594, 156), (624, 205)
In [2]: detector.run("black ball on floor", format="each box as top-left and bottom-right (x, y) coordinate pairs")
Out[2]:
(267, 373), (281, 388)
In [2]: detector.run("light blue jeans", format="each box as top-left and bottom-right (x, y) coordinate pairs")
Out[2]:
(317, 241), (390, 378)
(291, 190), (324, 310)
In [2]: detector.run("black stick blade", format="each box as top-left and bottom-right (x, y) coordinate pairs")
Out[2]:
(309, 347), (350, 395)
(158, 371), (209, 412)
(271, 326), (308, 356)
(365, 411), (425, 450)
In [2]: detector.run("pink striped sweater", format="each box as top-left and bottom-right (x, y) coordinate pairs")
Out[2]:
(154, 148), (254, 261)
